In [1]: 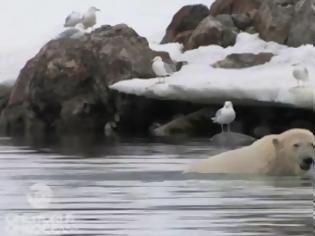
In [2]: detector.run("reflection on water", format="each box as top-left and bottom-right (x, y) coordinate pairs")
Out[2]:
(0, 135), (313, 236)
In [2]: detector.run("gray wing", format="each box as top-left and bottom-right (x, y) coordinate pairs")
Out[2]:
(211, 108), (222, 122)
(164, 62), (175, 74)
(57, 28), (79, 39)
(215, 108), (223, 118)
(64, 15), (72, 24)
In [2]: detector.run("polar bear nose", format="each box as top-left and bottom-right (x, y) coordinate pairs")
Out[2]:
(300, 157), (314, 171)
(303, 157), (314, 165)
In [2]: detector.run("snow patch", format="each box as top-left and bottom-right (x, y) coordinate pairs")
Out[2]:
(111, 33), (315, 110)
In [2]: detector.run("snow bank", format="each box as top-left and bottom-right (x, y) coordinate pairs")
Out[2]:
(0, 0), (213, 83)
(111, 33), (315, 110)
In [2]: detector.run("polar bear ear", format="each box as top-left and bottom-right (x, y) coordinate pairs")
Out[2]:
(272, 138), (283, 150)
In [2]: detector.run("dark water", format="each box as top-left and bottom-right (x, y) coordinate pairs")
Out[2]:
(0, 135), (313, 236)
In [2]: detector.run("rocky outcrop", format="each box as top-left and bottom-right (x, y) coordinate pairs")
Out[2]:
(1, 24), (177, 134)
(210, 132), (256, 147)
(231, 13), (253, 31)
(212, 53), (274, 69)
(173, 30), (194, 44)
(160, 1), (262, 51)
(210, 0), (315, 47)
(184, 16), (237, 50)
(0, 84), (12, 112)
(287, 0), (315, 47)
(161, 4), (209, 44)
(149, 103), (315, 138)
(161, 0), (315, 50)
(150, 108), (211, 136)
(254, 0), (295, 44)
(210, 0), (262, 16)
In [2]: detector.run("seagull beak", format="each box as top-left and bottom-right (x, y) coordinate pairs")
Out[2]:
(96, 8), (101, 11)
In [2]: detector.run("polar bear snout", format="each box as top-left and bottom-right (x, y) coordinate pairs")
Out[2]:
(299, 157), (314, 171)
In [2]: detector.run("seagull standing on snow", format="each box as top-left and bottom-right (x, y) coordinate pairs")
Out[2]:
(211, 101), (236, 133)
(152, 56), (175, 83)
(292, 64), (309, 87)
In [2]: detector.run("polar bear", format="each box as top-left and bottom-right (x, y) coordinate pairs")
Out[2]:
(186, 129), (315, 176)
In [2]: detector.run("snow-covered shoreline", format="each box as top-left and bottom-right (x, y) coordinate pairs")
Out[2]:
(0, 0), (314, 136)
(111, 33), (315, 110)
(3, 0), (315, 111)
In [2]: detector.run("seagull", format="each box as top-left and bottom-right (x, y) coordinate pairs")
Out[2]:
(152, 56), (175, 83)
(211, 101), (236, 133)
(293, 64), (309, 87)
(104, 121), (117, 137)
(82, 6), (100, 29)
(56, 23), (86, 39)
(64, 11), (82, 28)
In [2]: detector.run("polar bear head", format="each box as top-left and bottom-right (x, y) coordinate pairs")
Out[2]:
(272, 129), (315, 175)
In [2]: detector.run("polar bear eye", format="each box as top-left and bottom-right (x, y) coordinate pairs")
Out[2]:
(293, 143), (300, 148)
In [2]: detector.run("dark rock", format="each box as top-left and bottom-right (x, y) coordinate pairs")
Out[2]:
(174, 30), (194, 44)
(252, 124), (271, 137)
(221, 29), (238, 48)
(289, 119), (314, 131)
(56, 94), (106, 133)
(150, 108), (211, 136)
(245, 26), (257, 34)
(210, 131), (256, 147)
(232, 13), (253, 30)
(110, 91), (207, 135)
(215, 14), (236, 29)
(1, 24), (176, 134)
(0, 102), (46, 134)
(185, 16), (237, 50)
(212, 52), (274, 69)
(210, 0), (262, 16)
(287, 0), (315, 47)
(0, 84), (12, 112)
(254, 0), (295, 44)
(210, 0), (234, 16)
(161, 4), (210, 44)
(175, 61), (188, 71)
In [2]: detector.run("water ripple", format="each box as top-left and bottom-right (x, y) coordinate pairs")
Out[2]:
(0, 138), (313, 236)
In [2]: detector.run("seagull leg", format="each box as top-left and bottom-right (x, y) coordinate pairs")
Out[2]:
(221, 124), (224, 133)
(157, 77), (164, 84)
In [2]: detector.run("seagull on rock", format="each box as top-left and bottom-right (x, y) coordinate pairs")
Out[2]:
(293, 64), (309, 87)
(64, 7), (100, 30)
(152, 56), (175, 83)
(211, 101), (236, 133)
(82, 6), (100, 29)
(64, 11), (82, 28)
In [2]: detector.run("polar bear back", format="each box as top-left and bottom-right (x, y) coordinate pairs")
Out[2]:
(186, 134), (278, 174)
